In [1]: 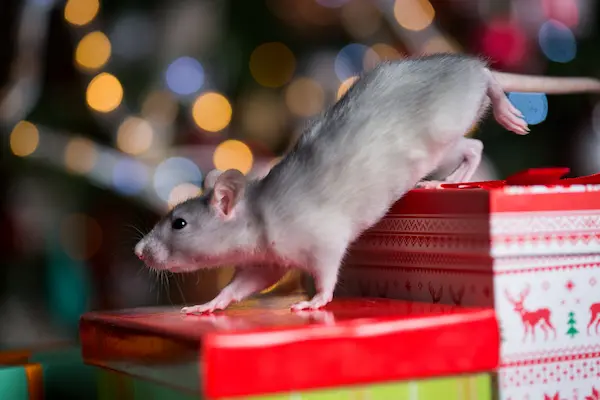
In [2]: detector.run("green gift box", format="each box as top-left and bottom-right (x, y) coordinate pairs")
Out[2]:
(0, 345), (98, 399)
(96, 368), (492, 400)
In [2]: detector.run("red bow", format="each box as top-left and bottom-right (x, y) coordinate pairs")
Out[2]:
(440, 168), (600, 189)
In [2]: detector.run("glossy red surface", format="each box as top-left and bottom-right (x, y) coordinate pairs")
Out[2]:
(80, 296), (499, 398)
(393, 168), (600, 215)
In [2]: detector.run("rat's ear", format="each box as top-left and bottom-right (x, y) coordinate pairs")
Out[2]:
(210, 169), (247, 218)
(203, 169), (223, 190)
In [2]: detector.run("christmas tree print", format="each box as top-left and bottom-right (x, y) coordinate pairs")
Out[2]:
(567, 311), (579, 338)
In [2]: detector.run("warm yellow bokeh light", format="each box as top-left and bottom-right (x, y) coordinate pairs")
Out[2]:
(192, 92), (232, 133)
(422, 36), (461, 55)
(213, 140), (254, 175)
(64, 137), (97, 174)
(168, 183), (203, 209)
(10, 121), (39, 157)
(64, 0), (100, 26)
(363, 43), (403, 71)
(249, 42), (296, 88)
(75, 31), (111, 70)
(337, 76), (359, 100)
(285, 78), (325, 117)
(86, 73), (123, 113)
(393, 0), (435, 32)
(116, 117), (153, 155)
(60, 213), (103, 261)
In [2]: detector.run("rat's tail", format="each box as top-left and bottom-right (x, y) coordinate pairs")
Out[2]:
(491, 71), (600, 94)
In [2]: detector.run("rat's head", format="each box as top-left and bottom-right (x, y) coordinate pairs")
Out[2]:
(134, 169), (260, 272)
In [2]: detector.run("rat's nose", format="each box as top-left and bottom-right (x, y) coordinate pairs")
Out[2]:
(134, 242), (146, 261)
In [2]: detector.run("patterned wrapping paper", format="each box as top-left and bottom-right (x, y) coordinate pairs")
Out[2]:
(335, 168), (600, 400)
(95, 368), (493, 400)
(79, 295), (499, 399)
(0, 345), (98, 399)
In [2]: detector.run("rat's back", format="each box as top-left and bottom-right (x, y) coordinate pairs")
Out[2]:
(258, 54), (490, 239)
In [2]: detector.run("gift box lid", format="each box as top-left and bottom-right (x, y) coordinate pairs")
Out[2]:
(80, 295), (499, 398)
(350, 168), (600, 258)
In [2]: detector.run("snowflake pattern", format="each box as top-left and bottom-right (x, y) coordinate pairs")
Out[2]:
(566, 280), (575, 291)
(591, 277), (597, 287)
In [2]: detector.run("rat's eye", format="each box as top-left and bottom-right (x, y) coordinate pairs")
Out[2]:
(172, 218), (187, 230)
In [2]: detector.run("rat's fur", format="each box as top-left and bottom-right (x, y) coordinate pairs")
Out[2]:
(135, 53), (600, 313)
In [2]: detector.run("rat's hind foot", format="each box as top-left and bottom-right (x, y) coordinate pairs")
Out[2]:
(291, 293), (333, 311)
(415, 180), (445, 189)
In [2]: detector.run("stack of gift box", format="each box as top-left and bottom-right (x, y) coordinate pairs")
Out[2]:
(337, 168), (600, 399)
(4, 168), (597, 399)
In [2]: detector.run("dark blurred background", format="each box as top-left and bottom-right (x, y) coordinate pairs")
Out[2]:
(1, 0), (600, 349)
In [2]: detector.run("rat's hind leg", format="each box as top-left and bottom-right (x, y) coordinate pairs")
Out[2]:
(442, 137), (483, 183)
(291, 245), (346, 311)
(181, 266), (287, 314)
(484, 68), (529, 135)
(416, 137), (483, 188)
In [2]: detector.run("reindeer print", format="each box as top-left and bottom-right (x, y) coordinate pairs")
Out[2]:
(504, 284), (556, 342)
(428, 282), (443, 303)
(587, 302), (600, 335)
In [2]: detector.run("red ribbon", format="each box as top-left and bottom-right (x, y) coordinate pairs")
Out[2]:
(440, 168), (600, 189)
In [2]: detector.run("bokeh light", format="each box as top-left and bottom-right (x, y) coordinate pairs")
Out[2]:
(64, 137), (97, 174)
(393, 0), (435, 32)
(285, 77), (325, 117)
(337, 76), (358, 100)
(507, 93), (548, 125)
(153, 157), (203, 202)
(165, 57), (205, 96)
(86, 73), (124, 113)
(168, 183), (203, 209)
(541, 0), (579, 28)
(142, 90), (178, 125)
(112, 158), (149, 196)
(64, 0), (99, 26)
(334, 43), (369, 81)
(192, 92), (232, 133)
(116, 117), (154, 155)
(363, 43), (402, 70)
(422, 36), (460, 55)
(538, 20), (577, 63)
(75, 31), (111, 70)
(481, 19), (527, 68)
(60, 213), (103, 261)
(213, 140), (254, 175)
(250, 42), (296, 88)
(341, 0), (382, 39)
(10, 121), (39, 157)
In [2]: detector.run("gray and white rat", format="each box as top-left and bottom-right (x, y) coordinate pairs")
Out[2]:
(135, 53), (600, 313)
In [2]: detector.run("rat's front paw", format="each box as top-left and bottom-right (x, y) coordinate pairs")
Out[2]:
(181, 299), (231, 315)
(290, 294), (332, 311)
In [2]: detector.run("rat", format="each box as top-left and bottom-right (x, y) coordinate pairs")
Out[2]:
(134, 53), (600, 313)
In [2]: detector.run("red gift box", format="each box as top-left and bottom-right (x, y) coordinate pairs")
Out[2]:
(79, 296), (499, 398)
(337, 168), (600, 399)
